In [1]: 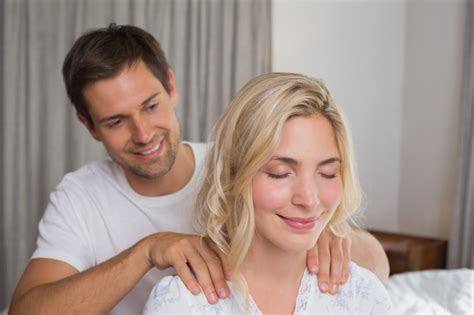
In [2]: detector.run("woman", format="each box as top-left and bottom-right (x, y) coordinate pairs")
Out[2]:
(143, 73), (392, 314)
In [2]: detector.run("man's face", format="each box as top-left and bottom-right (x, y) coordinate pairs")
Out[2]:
(81, 60), (181, 183)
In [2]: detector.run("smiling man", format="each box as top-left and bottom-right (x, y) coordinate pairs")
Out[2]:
(9, 24), (388, 315)
(80, 60), (188, 196)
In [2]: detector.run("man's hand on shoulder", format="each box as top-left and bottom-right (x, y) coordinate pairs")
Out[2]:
(144, 232), (230, 304)
(306, 227), (389, 295)
(307, 228), (351, 295)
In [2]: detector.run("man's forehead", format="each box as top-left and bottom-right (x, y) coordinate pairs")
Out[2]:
(84, 64), (162, 105)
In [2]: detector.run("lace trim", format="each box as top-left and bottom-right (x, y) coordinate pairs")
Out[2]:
(248, 295), (262, 314)
(294, 269), (312, 314)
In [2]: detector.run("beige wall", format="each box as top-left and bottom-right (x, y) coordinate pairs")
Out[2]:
(272, 0), (466, 238)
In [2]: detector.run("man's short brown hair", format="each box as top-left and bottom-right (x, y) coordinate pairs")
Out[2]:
(62, 23), (170, 128)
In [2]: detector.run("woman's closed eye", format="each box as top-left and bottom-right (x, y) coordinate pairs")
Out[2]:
(318, 164), (340, 179)
(319, 172), (337, 179)
(266, 172), (290, 179)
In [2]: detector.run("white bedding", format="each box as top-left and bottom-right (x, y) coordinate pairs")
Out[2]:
(386, 269), (474, 314)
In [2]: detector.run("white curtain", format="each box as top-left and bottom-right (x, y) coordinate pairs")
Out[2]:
(448, 0), (474, 269)
(0, 0), (271, 308)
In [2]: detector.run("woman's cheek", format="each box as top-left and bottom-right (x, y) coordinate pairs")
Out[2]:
(252, 176), (291, 210)
(319, 179), (343, 212)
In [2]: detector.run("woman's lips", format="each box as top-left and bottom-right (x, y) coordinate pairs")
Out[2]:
(278, 214), (318, 230)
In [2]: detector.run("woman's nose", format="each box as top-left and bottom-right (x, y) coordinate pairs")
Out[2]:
(292, 177), (320, 210)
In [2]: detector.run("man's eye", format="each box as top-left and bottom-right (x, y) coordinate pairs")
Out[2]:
(107, 119), (123, 129)
(146, 103), (158, 111)
(267, 172), (290, 179)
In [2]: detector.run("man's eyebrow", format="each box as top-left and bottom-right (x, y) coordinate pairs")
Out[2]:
(98, 114), (125, 125)
(97, 93), (161, 125)
(270, 156), (341, 167)
(141, 92), (160, 106)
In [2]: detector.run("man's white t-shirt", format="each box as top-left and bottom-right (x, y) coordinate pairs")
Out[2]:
(144, 262), (392, 314)
(31, 142), (209, 315)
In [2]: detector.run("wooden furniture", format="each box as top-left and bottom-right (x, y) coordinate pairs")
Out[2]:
(369, 230), (448, 275)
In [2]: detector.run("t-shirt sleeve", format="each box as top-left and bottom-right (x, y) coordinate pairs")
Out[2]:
(31, 183), (94, 272)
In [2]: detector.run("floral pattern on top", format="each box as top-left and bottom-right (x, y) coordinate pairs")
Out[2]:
(143, 262), (392, 314)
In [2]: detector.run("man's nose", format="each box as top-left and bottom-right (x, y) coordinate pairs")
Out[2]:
(131, 119), (153, 144)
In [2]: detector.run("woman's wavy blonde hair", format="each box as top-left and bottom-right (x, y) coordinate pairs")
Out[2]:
(197, 72), (361, 293)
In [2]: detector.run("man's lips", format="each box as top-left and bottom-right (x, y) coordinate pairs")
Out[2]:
(277, 214), (319, 230)
(131, 137), (164, 157)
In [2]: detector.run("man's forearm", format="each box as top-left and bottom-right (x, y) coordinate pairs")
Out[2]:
(10, 239), (152, 315)
(350, 228), (390, 282)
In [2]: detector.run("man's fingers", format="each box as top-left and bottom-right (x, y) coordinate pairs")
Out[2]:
(151, 233), (230, 303)
(216, 248), (232, 281)
(314, 227), (355, 295)
(203, 238), (232, 280)
(329, 238), (343, 295)
(173, 260), (201, 295)
(160, 238), (203, 297)
(317, 230), (331, 293)
(306, 243), (319, 274)
(340, 237), (352, 284)
(199, 239), (229, 299)
(185, 249), (219, 304)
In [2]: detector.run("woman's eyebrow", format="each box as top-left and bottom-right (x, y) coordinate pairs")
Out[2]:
(271, 156), (341, 167)
(317, 157), (341, 167)
(271, 156), (298, 166)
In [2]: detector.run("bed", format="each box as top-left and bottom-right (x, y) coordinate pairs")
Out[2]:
(371, 230), (474, 314)
(387, 268), (473, 313)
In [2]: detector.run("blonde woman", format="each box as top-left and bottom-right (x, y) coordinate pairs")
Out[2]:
(144, 73), (392, 314)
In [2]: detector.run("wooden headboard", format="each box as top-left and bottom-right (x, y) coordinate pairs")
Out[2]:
(369, 230), (448, 275)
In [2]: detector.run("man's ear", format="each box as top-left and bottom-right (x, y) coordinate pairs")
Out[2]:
(76, 112), (101, 142)
(167, 69), (179, 106)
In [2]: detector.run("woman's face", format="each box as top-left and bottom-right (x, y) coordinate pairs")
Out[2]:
(251, 114), (343, 254)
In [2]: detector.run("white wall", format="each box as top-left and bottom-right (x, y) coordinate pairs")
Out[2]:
(399, 0), (466, 238)
(273, 0), (466, 238)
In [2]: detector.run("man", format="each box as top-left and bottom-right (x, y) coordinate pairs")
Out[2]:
(10, 24), (388, 314)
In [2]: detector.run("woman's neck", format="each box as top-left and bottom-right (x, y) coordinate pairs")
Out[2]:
(240, 237), (307, 314)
